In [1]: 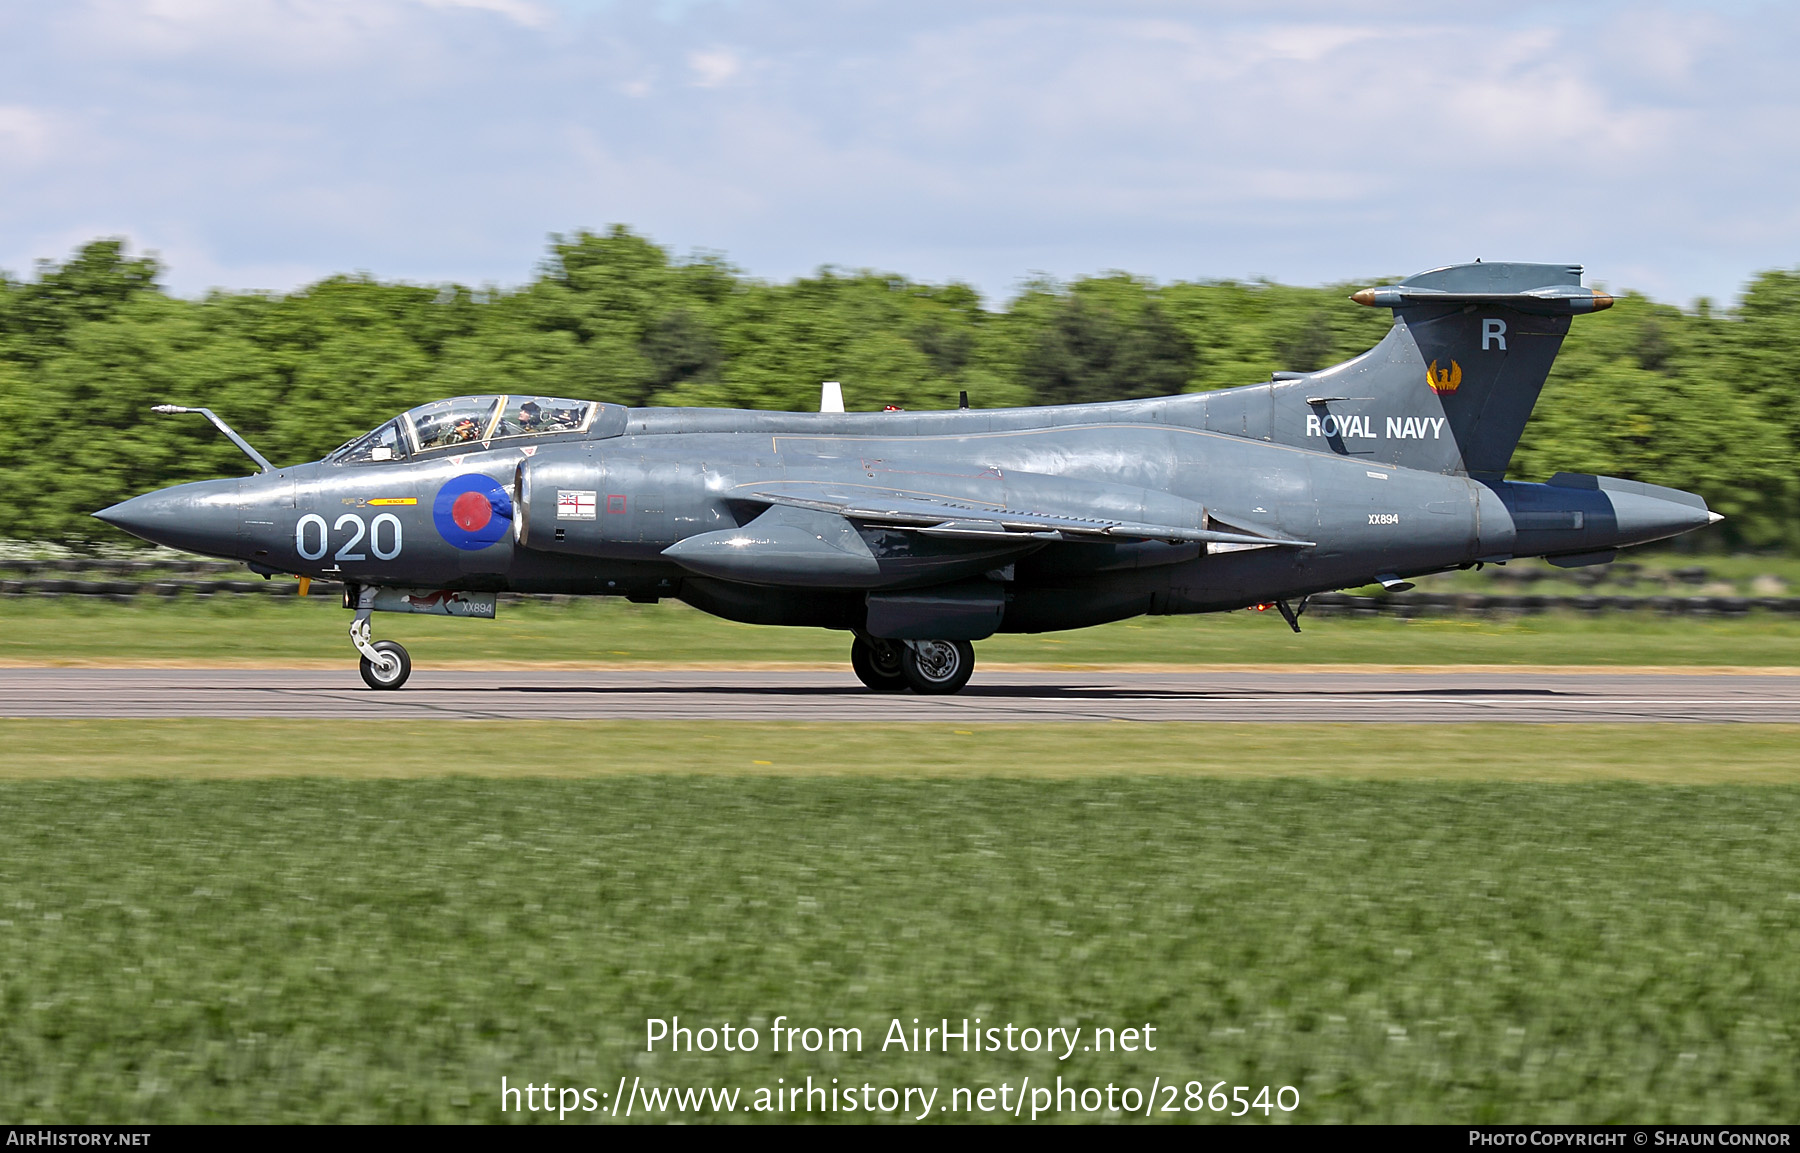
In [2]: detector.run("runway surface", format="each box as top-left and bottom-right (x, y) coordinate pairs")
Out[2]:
(2, 667), (1798, 723)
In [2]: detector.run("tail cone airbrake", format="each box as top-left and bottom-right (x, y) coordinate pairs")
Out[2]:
(1480, 473), (1721, 564)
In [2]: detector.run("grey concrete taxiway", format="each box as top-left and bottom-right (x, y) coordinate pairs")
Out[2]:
(1, 667), (1796, 723)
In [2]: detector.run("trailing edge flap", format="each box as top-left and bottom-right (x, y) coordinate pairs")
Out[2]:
(746, 485), (1314, 548)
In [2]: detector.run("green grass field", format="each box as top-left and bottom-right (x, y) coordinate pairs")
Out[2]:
(4, 774), (1799, 1124)
(4, 723), (1800, 1124)
(4, 594), (1800, 667)
(1, 720), (1799, 784)
(5, 593), (1799, 1124)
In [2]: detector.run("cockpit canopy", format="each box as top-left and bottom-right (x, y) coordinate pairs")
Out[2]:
(329, 394), (599, 464)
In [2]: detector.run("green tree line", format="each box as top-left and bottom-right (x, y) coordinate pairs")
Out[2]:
(1, 229), (1795, 549)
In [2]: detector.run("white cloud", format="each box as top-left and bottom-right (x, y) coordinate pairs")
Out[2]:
(71, 0), (400, 61)
(56, 0), (551, 71)
(687, 46), (742, 87)
(1254, 22), (1385, 64)
(0, 106), (55, 166)
(416, 0), (553, 29)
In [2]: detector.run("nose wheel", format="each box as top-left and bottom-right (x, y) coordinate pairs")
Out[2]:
(358, 638), (412, 690)
(349, 586), (412, 690)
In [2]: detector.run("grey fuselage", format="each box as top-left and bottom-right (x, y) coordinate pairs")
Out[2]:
(103, 383), (1716, 637)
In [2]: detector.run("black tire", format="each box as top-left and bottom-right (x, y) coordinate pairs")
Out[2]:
(851, 637), (909, 692)
(359, 640), (412, 690)
(900, 639), (975, 695)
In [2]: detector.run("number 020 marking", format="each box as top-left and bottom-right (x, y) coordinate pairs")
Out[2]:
(370, 513), (402, 560)
(333, 514), (366, 561)
(296, 513), (328, 560)
(295, 512), (402, 562)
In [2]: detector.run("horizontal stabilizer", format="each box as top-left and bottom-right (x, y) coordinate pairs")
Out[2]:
(748, 487), (1314, 548)
(1350, 284), (1613, 315)
(1350, 261), (1610, 315)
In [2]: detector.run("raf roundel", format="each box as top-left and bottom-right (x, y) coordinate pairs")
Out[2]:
(432, 474), (514, 550)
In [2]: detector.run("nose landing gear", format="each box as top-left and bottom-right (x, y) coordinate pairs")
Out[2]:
(348, 585), (412, 690)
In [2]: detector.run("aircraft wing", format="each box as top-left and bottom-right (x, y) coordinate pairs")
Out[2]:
(746, 484), (1314, 548)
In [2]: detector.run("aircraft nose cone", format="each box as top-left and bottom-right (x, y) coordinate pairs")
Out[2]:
(93, 480), (241, 555)
(93, 494), (153, 534)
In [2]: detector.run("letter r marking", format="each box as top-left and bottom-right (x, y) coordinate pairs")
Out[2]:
(1482, 318), (1507, 351)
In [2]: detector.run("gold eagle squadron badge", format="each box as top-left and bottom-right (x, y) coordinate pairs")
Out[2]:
(1426, 359), (1462, 394)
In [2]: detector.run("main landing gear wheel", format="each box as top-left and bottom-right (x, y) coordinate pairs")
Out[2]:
(851, 637), (909, 692)
(359, 640), (411, 690)
(900, 639), (975, 695)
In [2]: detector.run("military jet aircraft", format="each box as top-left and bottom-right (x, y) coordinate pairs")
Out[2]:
(96, 261), (1719, 692)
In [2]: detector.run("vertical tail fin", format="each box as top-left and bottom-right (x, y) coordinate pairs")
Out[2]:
(1269, 262), (1611, 477)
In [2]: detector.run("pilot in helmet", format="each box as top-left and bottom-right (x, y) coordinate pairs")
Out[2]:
(517, 401), (543, 431)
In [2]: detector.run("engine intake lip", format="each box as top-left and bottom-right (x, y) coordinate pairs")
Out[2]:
(513, 462), (532, 546)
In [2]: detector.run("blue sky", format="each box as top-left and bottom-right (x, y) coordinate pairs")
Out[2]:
(1, 0), (1795, 306)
